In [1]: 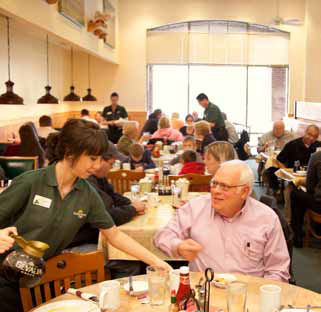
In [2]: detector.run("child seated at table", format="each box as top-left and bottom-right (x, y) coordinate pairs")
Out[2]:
(179, 150), (205, 175)
(170, 136), (202, 165)
(128, 143), (156, 172)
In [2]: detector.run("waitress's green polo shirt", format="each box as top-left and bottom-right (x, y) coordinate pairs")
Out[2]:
(0, 164), (114, 260)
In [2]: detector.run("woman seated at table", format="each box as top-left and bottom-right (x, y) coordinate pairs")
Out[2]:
(117, 122), (150, 156)
(127, 143), (156, 172)
(0, 119), (170, 312)
(179, 114), (195, 137)
(179, 150), (205, 175)
(194, 120), (215, 154)
(4, 122), (45, 168)
(151, 116), (184, 142)
(204, 141), (237, 176)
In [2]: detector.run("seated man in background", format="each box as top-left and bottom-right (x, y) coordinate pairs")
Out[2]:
(81, 109), (98, 124)
(222, 112), (239, 144)
(37, 115), (58, 139)
(67, 143), (147, 278)
(127, 143), (156, 171)
(258, 120), (295, 195)
(179, 150), (205, 175)
(290, 150), (321, 247)
(170, 136), (202, 165)
(154, 160), (290, 282)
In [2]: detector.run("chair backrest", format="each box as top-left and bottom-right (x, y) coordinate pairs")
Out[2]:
(0, 156), (38, 179)
(169, 173), (212, 192)
(107, 170), (146, 194)
(19, 251), (105, 311)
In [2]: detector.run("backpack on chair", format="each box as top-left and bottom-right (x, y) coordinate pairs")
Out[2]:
(234, 130), (250, 160)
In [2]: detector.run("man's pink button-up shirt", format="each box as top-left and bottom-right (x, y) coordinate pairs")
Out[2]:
(154, 195), (290, 282)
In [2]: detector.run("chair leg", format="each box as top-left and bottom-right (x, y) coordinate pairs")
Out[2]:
(304, 211), (310, 247)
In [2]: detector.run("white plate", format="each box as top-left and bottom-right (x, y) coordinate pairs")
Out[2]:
(293, 171), (307, 176)
(212, 273), (237, 288)
(123, 280), (148, 296)
(33, 300), (99, 312)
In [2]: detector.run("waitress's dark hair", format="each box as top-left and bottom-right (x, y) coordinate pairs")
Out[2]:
(46, 119), (108, 164)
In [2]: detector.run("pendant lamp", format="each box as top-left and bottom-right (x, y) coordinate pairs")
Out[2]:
(82, 54), (97, 101)
(63, 47), (80, 101)
(37, 34), (58, 104)
(0, 17), (23, 105)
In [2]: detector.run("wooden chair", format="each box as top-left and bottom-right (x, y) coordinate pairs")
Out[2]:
(107, 170), (145, 194)
(0, 156), (38, 179)
(169, 173), (212, 192)
(305, 209), (321, 247)
(20, 251), (105, 311)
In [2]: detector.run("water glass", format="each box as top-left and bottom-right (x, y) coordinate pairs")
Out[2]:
(130, 183), (140, 200)
(227, 281), (247, 312)
(172, 186), (182, 206)
(259, 284), (281, 312)
(146, 266), (167, 306)
(100, 280), (120, 311)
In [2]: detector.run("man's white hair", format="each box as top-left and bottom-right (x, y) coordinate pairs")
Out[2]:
(220, 159), (254, 194)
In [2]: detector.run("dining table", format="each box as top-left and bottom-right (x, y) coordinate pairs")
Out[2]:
(32, 272), (321, 311)
(98, 192), (207, 261)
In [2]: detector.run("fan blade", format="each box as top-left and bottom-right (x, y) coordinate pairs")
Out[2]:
(283, 18), (303, 25)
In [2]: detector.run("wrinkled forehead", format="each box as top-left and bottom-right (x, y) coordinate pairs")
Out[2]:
(213, 165), (241, 184)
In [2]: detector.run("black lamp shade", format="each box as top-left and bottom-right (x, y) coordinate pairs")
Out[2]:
(82, 88), (97, 101)
(63, 86), (80, 101)
(0, 80), (23, 104)
(37, 85), (58, 104)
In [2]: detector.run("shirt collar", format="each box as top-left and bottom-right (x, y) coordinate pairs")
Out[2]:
(45, 163), (84, 191)
(219, 199), (249, 223)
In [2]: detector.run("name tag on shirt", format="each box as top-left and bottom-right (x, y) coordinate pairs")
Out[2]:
(33, 195), (52, 209)
(107, 112), (112, 115)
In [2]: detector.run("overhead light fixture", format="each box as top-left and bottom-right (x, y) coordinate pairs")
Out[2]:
(37, 34), (58, 104)
(0, 17), (23, 105)
(63, 47), (80, 102)
(82, 54), (97, 101)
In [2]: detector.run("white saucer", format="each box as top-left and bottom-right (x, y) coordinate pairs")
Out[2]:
(212, 273), (237, 288)
(123, 280), (148, 296)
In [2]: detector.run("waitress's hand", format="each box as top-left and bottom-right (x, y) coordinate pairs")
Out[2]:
(0, 227), (17, 254)
(152, 259), (172, 272)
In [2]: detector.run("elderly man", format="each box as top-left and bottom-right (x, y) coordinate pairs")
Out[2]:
(154, 160), (290, 282)
(258, 120), (294, 153)
(258, 120), (295, 195)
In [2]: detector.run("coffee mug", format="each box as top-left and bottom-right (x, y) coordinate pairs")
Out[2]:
(259, 284), (281, 312)
(100, 280), (120, 311)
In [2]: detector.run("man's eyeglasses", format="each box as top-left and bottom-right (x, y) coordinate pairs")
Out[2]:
(210, 180), (247, 192)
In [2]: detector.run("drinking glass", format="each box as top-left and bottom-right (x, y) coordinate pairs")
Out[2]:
(130, 183), (140, 200)
(146, 266), (167, 306)
(259, 284), (281, 312)
(172, 186), (182, 207)
(227, 281), (247, 312)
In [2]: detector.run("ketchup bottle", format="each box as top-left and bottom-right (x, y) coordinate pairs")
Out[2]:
(176, 266), (191, 308)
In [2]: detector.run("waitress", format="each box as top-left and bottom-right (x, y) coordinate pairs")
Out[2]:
(0, 119), (170, 312)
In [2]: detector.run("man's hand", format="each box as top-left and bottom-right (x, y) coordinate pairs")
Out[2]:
(0, 227), (17, 254)
(131, 200), (146, 215)
(177, 239), (203, 261)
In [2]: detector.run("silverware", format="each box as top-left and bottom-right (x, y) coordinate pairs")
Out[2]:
(129, 275), (134, 296)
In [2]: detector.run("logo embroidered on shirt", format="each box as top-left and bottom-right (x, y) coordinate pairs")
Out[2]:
(73, 209), (87, 219)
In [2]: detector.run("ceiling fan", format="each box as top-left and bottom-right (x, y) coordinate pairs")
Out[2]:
(271, 0), (303, 26)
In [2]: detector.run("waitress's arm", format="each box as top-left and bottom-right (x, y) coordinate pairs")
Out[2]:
(100, 226), (172, 271)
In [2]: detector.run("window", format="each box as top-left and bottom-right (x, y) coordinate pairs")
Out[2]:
(148, 64), (288, 134)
